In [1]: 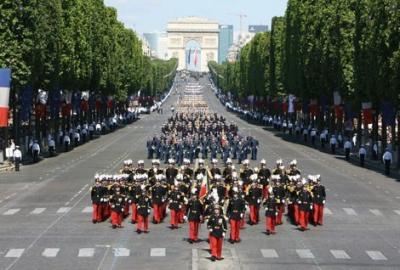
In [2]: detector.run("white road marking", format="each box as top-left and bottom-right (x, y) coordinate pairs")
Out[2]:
(369, 209), (383, 216)
(42, 248), (59, 258)
(5, 249), (24, 258)
(78, 248), (95, 257)
(3, 209), (20, 216)
(82, 207), (92, 213)
(296, 249), (315, 259)
(150, 248), (166, 257)
(261, 249), (279, 258)
(366, 250), (387, 261)
(324, 207), (332, 215)
(343, 208), (357, 216)
(330, 250), (350, 259)
(56, 207), (71, 214)
(113, 248), (130, 257)
(192, 249), (198, 270)
(31, 208), (46, 215)
(394, 210), (400, 216)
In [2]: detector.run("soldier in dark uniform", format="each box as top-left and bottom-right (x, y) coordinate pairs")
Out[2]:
(168, 185), (185, 229)
(311, 175), (326, 226)
(272, 176), (286, 225)
(207, 205), (228, 261)
(185, 192), (204, 243)
(227, 191), (246, 243)
(136, 186), (151, 234)
(222, 158), (234, 185)
(128, 177), (141, 224)
(165, 159), (178, 187)
(264, 191), (278, 235)
(109, 187), (125, 229)
(240, 160), (253, 189)
(258, 159), (271, 199)
(151, 178), (167, 224)
(91, 175), (104, 223)
(208, 159), (221, 179)
(246, 177), (263, 225)
(194, 159), (207, 177)
(297, 182), (313, 231)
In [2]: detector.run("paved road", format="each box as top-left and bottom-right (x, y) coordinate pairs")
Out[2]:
(0, 77), (400, 270)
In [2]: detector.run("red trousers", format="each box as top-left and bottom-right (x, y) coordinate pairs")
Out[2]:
(265, 216), (276, 233)
(153, 204), (163, 223)
(92, 203), (103, 222)
(131, 203), (137, 222)
(229, 219), (240, 241)
(313, 203), (324, 225)
(170, 209), (179, 226)
(249, 205), (259, 223)
(209, 235), (223, 259)
(189, 221), (200, 241)
(277, 204), (284, 224)
(103, 204), (110, 218)
(111, 211), (122, 226)
(299, 210), (309, 230)
(137, 215), (149, 232)
(240, 216), (245, 228)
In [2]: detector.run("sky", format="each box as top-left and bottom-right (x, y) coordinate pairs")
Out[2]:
(104, 0), (288, 35)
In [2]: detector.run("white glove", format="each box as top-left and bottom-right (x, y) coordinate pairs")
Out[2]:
(310, 205), (313, 210)
(322, 200), (326, 204)
(183, 216), (188, 221)
(282, 199), (285, 204)
(147, 209), (150, 214)
(222, 233), (226, 237)
(179, 205), (182, 209)
(240, 213), (244, 218)
(209, 229), (213, 232)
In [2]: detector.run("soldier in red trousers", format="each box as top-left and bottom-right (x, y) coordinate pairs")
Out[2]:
(311, 175), (326, 226)
(90, 175), (104, 223)
(151, 178), (167, 224)
(207, 205), (227, 261)
(264, 192), (278, 235)
(136, 186), (151, 234)
(227, 191), (246, 243)
(168, 185), (185, 229)
(297, 182), (313, 231)
(185, 192), (203, 243)
(109, 187), (125, 229)
(246, 178), (263, 225)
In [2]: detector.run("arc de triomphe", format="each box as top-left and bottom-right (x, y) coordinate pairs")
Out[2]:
(167, 17), (219, 72)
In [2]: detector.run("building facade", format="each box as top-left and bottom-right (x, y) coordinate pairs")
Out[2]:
(218, 25), (233, 64)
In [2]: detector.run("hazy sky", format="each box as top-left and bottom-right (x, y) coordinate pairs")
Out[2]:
(104, 0), (288, 34)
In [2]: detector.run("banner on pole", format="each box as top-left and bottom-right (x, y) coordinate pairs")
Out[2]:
(0, 68), (11, 127)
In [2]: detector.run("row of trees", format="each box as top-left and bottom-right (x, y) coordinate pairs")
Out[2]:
(209, 0), (400, 154)
(0, 0), (177, 143)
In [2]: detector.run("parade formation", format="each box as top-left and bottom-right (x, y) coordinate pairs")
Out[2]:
(90, 81), (327, 262)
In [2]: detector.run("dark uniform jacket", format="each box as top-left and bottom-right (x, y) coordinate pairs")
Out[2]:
(186, 199), (203, 222)
(168, 190), (184, 211)
(110, 194), (125, 213)
(151, 185), (167, 205)
(312, 185), (326, 204)
(227, 197), (246, 220)
(207, 214), (227, 238)
(297, 190), (313, 211)
(137, 194), (151, 216)
(264, 197), (278, 217)
(91, 185), (104, 204)
(247, 185), (263, 206)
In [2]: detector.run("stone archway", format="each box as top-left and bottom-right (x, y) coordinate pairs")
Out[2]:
(167, 17), (219, 72)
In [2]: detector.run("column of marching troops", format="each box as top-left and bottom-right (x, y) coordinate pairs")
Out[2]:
(90, 114), (326, 262)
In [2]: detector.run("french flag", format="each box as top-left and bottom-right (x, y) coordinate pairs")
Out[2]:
(0, 68), (11, 127)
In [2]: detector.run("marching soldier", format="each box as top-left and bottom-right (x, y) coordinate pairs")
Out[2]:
(226, 191), (246, 243)
(246, 176), (263, 225)
(311, 175), (326, 226)
(168, 185), (185, 229)
(258, 159), (271, 198)
(185, 192), (204, 243)
(136, 185), (151, 234)
(240, 159), (253, 188)
(91, 175), (104, 223)
(109, 187), (125, 229)
(264, 191), (278, 235)
(151, 177), (167, 224)
(207, 205), (227, 261)
(297, 181), (313, 231)
(194, 159), (207, 177)
(166, 159), (178, 186)
(272, 176), (286, 225)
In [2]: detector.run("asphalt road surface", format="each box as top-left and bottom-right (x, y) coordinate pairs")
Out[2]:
(0, 76), (400, 270)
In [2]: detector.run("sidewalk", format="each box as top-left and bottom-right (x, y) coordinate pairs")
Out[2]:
(264, 126), (400, 180)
